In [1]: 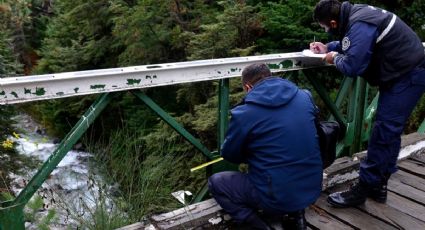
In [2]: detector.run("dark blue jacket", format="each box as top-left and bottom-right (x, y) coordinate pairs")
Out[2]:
(328, 2), (424, 86)
(221, 77), (322, 212)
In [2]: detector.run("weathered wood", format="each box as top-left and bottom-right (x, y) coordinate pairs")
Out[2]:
(410, 153), (425, 164)
(314, 194), (398, 230)
(398, 159), (425, 179)
(115, 222), (145, 230)
(150, 199), (223, 229)
(388, 171), (425, 205)
(385, 191), (425, 222)
(305, 205), (353, 229)
(358, 198), (425, 229)
(391, 170), (425, 192)
(323, 133), (425, 190)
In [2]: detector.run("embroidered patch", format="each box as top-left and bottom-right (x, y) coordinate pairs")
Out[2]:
(342, 37), (351, 51)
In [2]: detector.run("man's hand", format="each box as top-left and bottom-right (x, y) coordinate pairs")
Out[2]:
(309, 42), (327, 54)
(323, 51), (338, 64)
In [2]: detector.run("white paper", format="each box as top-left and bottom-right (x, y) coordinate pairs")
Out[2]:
(302, 49), (326, 58)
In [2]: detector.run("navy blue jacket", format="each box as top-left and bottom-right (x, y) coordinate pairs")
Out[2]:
(328, 3), (424, 86)
(221, 77), (322, 212)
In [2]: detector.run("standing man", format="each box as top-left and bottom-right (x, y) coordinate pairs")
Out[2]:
(208, 63), (322, 229)
(310, 0), (425, 208)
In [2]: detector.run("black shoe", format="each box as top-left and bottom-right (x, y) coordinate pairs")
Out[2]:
(242, 213), (273, 230)
(368, 183), (387, 203)
(327, 181), (368, 208)
(281, 209), (307, 230)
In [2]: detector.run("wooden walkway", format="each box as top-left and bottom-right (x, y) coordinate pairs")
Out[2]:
(118, 133), (425, 230)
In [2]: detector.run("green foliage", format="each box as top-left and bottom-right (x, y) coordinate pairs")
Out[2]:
(87, 126), (206, 220)
(187, 0), (262, 60)
(258, 0), (322, 52)
(35, 0), (122, 73)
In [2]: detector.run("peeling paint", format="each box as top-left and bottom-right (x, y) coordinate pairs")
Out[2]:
(153, 75), (157, 78)
(24, 88), (31, 94)
(11, 92), (18, 98)
(280, 60), (293, 68)
(0, 91), (5, 96)
(127, 79), (142, 85)
(90, 85), (106, 89)
(74, 88), (79, 93)
(35, 87), (46, 96)
(56, 92), (64, 96)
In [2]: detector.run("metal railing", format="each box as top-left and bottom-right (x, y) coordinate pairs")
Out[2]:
(0, 44), (424, 229)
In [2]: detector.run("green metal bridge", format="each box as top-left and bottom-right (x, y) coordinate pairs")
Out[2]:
(0, 45), (424, 229)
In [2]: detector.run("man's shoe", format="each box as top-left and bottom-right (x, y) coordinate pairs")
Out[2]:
(281, 209), (307, 230)
(327, 181), (368, 208)
(368, 183), (387, 203)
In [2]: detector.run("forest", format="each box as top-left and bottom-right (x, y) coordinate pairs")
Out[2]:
(0, 0), (424, 228)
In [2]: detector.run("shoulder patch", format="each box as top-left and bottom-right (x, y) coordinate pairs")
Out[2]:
(342, 37), (351, 51)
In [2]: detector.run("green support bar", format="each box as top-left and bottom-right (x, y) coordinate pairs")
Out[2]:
(0, 93), (113, 230)
(217, 79), (230, 152)
(350, 78), (367, 155)
(418, 119), (425, 134)
(212, 79), (238, 173)
(362, 93), (379, 142)
(303, 71), (346, 128)
(132, 90), (215, 160)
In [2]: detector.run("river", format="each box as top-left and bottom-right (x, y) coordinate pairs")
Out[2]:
(8, 114), (115, 229)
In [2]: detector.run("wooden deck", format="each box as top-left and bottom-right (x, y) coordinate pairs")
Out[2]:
(118, 133), (425, 230)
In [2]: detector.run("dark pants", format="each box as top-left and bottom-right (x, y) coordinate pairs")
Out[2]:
(360, 66), (425, 185)
(208, 171), (263, 223)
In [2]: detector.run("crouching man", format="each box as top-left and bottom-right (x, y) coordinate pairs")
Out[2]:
(208, 63), (323, 229)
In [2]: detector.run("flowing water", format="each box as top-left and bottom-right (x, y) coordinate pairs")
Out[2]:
(8, 114), (114, 229)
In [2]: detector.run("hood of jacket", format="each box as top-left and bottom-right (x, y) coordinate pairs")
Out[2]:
(244, 77), (298, 107)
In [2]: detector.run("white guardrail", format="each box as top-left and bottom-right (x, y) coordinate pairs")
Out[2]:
(0, 43), (423, 105)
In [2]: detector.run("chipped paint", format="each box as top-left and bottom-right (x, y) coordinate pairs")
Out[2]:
(56, 92), (64, 96)
(74, 87), (79, 93)
(11, 92), (18, 98)
(24, 88), (31, 94)
(280, 60), (293, 68)
(0, 91), (5, 96)
(35, 87), (46, 96)
(90, 85), (106, 89)
(127, 79), (142, 85)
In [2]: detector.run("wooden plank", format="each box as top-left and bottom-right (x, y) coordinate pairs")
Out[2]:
(357, 198), (425, 229)
(314, 194), (398, 230)
(115, 222), (145, 230)
(398, 160), (425, 179)
(392, 170), (425, 191)
(388, 171), (425, 205)
(385, 191), (425, 222)
(410, 153), (425, 164)
(150, 199), (223, 229)
(305, 205), (353, 229)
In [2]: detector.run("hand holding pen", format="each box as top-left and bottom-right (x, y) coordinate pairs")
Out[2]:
(309, 36), (327, 54)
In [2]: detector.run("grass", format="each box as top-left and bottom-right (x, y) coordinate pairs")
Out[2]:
(81, 125), (207, 227)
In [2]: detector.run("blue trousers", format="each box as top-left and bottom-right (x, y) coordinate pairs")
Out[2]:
(360, 65), (425, 185)
(208, 171), (262, 223)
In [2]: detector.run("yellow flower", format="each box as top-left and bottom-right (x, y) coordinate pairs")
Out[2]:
(12, 132), (20, 139)
(2, 139), (14, 149)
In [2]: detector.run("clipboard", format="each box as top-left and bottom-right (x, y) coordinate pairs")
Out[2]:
(302, 49), (326, 58)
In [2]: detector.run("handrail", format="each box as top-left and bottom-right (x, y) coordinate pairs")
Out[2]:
(0, 51), (326, 104)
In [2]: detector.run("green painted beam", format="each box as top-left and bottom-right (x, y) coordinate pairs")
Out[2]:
(132, 90), (215, 160)
(418, 119), (425, 133)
